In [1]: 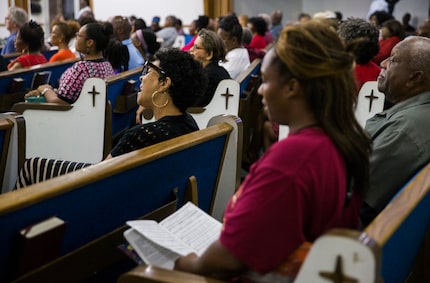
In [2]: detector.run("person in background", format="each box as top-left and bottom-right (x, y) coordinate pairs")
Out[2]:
(247, 16), (267, 50)
(297, 12), (311, 24)
(417, 19), (430, 37)
(372, 19), (405, 65)
(270, 10), (283, 41)
(258, 13), (274, 46)
(338, 17), (381, 90)
(150, 16), (161, 32)
(156, 15), (178, 47)
(175, 18), (185, 35)
(131, 17), (147, 33)
(7, 20), (47, 70)
(25, 22), (115, 104)
(190, 28), (230, 107)
(104, 38), (129, 74)
(1, 6), (28, 55)
(175, 20), (371, 282)
(368, 10), (393, 30)
(131, 29), (161, 60)
(181, 15), (209, 52)
(218, 15), (250, 79)
(402, 13), (416, 36)
(238, 14), (248, 28)
(49, 20), (80, 62)
(361, 36), (430, 226)
(112, 15), (145, 70)
(17, 48), (208, 188)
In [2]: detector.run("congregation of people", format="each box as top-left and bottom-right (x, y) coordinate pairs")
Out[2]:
(2, 1), (430, 282)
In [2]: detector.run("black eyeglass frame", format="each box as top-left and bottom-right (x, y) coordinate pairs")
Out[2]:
(141, 61), (167, 79)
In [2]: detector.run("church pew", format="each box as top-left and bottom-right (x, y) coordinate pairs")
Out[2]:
(0, 112), (25, 194)
(0, 120), (234, 282)
(0, 58), (78, 111)
(236, 58), (262, 161)
(12, 77), (111, 163)
(117, 161), (430, 283)
(105, 67), (141, 138)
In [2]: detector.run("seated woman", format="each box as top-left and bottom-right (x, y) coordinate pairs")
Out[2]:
(174, 20), (371, 282)
(24, 22), (115, 104)
(131, 28), (161, 60)
(190, 28), (230, 106)
(338, 17), (381, 90)
(372, 19), (405, 66)
(48, 20), (80, 62)
(16, 48), (208, 188)
(7, 20), (48, 70)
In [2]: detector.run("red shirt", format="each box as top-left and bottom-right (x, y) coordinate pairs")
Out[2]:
(355, 61), (381, 91)
(220, 128), (362, 274)
(248, 34), (267, 50)
(372, 36), (401, 65)
(7, 53), (47, 69)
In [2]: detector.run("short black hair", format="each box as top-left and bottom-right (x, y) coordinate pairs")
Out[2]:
(219, 15), (243, 45)
(155, 48), (208, 112)
(248, 16), (267, 36)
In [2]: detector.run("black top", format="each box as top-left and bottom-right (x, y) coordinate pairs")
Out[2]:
(194, 61), (231, 107)
(110, 113), (199, 157)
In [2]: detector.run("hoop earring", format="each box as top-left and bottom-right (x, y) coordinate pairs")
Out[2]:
(151, 90), (169, 108)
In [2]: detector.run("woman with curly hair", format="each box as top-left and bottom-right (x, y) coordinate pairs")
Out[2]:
(338, 17), (381, 90)
(175, 20), (371, 282)
(7, 20), (47, 70)
(16, 48), (208, 188)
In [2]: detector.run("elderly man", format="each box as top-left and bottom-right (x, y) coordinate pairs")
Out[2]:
(2, 7), (28, 55)
(361, 36), (430, 226)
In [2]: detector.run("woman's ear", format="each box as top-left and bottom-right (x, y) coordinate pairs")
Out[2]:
(285, 78), (300, 98)
(205, 51), (213, 61)
(159, 76), (172, 92)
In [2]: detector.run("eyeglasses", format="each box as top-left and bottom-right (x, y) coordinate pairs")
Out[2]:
(141, 61), (167, 78)
(75, 32), (90, 40)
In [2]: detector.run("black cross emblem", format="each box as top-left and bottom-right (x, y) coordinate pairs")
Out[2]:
(88, 85), (100, 107)
(221, 87), (234, 110)
(365, 89), (379, 113)
(319, 255), (358, 283)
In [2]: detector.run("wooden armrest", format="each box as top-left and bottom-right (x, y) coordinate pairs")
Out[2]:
(12, 102), (72, 113)
(118, 265), (226, 283)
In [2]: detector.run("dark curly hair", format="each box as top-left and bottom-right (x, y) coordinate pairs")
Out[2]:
(248, 16), (267, 36)
(338, 17), (380, 64)
(19, 20), (45, 52)
(154, 48), (208, 112)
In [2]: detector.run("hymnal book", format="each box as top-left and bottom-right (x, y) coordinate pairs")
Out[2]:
(16, 216), (66, 275)
(124, 202), (222, 269)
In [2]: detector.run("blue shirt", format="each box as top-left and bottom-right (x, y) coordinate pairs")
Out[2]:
(1, 32), (17, 55)
(121, 38), (145, 70)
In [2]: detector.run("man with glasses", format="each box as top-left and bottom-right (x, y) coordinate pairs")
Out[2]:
(2, 7), (28, 55)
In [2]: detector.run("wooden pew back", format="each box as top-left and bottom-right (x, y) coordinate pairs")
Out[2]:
(364, 162), (430, 283)
(0, 112), (25, 194)
(105, 67), (141, 138)
(0, 58), (78, 111)
(0, 121), (233, 282)
(12, 77), (111, 163)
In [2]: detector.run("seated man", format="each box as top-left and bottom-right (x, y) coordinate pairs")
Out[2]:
(361, 36), (430, 226)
